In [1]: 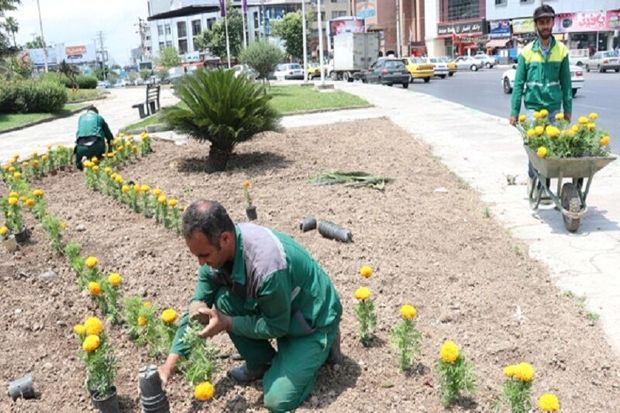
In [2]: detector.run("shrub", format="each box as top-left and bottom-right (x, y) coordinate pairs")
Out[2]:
(0, 79), (67, 113)
(239, 41), (284, 81)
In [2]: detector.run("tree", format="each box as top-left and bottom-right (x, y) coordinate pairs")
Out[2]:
(58, 60), (79, 90)
(139, 69), (151, 81)
(24, 35), (46, 49)
(194, 8), (243, 60)
(272, 11), (304, 60)
(0, 0), (20, 57)
(156, 46), (181, 68)
(239, 41), (283, 82)
(3, 16), (18, 47)
(161, 69), (281, 172)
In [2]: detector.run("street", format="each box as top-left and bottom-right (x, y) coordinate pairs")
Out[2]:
(407, 68), (620, 155)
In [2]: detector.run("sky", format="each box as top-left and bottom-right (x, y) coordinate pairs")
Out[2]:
(8, 0), (149, 65)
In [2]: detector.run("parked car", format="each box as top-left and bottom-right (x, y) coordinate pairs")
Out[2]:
(501, 64), (584, 97)
(404, 57), (434, 82)
(585, 51), (620, 73)
(454, 56), (483, 71)
(308, 63), (328, 80)
(569, 48), (589, 67)
(273, 63), (304, 80)
(232, 64), (258, 80)
(423, 57), (449, 79)
(96, 80), (111, 89)
(358, 58), (410, 88)
(473, 53), (496, 68)
(438, 56), (457, 76)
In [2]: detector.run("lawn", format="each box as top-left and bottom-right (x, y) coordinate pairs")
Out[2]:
(120, 113), (162, 133)
(66, 88), (107, 103)
(269, 85), (370, 114)
(0, 104), (86, 133)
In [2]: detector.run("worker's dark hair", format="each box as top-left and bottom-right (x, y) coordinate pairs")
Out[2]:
(533, 4), (555, 21)
(87, 105), (99, 114)
(182, 200), (235, 246)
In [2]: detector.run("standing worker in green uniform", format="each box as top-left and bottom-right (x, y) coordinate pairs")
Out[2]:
(159, 200), (342, 412)
(74, 105), (114, 170)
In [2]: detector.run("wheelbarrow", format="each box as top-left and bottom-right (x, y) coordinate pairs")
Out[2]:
(524, 146), (616, 232)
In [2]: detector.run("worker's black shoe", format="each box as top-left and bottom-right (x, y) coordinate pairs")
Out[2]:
(228, 363), (268, 383)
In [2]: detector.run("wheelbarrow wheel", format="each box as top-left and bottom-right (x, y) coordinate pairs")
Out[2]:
(561, 183), (581, 232)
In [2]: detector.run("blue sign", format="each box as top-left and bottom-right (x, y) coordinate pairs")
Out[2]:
(489, 20), (511, 38)
(356, 8), (375, 19)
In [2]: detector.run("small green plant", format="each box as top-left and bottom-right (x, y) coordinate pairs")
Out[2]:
(353, 286), (376, 346)
(484, 207), (491, 218)
(309, 171), (391, 191)
(500, 363), (535, 413)
(41, 214), (65, 254)
(2, 193), (25, 233)
(586, 311), (600, 321)
(391, 305), (422, 372)
(436, 340), (476, 406)
(179, 321), (220, 385)
(513, 245), (523, 257)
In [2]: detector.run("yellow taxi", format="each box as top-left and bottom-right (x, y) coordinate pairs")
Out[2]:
(440, 56), (457, 76)
(308, 63), (328, 80)
(404, 57), (434, 83)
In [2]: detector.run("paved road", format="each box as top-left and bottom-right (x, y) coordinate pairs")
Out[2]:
(408, 68), (620, 154)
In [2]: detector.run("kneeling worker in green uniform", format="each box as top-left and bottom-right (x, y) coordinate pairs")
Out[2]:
(159, 200), (342, 412)
(74, 105), (113, 170)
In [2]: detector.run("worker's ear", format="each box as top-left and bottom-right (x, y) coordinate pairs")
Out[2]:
(219, 231), (234, 249)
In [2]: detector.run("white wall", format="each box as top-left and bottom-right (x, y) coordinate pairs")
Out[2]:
(425, 0), (444, 56)
(150, 11), (220, 59)
(486, 0), (620, 21)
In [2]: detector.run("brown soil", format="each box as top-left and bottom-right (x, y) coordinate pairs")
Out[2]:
(1, 118), (619, 413)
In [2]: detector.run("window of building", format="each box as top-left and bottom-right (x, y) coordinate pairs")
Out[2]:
(520, 0), (534, 3)
(191, 19), (202, 36)
(157, 25), (164, 36)
(320, 12), (325, 20)
(159, 41), (165, 50)
(447, 0), (480, 21)
(207, 18), (216, 30)
(165, 40), (172, 48)
(178, 38), (188, 54)
(165, 24), (171, 35)
(332, 11), (347, 19)
(495, 0), (506, 5)
(177, 21), (187, 38)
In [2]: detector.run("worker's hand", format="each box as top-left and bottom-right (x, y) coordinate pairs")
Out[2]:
(564, 113), (571, 123)
(198, 307), (232, 338)
(509, 116), (517, 126)
(157, 353), (180, 389)
(188, 301), (210, 325)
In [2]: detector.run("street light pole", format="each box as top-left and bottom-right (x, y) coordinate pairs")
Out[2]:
(395, 0), (401, 57)
(301, 0), (308, 82)
(36, 0), (48, 72)
(317, 0), (325, 84)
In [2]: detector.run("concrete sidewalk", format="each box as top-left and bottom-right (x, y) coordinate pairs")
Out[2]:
(329, 81), (620, 356)
(0, 87), (178, 163)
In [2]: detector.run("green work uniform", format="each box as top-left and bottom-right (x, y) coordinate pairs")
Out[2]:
(74, 110), (114, 169)
(171, 223), (342, 412)
(511, 36), (572, 117)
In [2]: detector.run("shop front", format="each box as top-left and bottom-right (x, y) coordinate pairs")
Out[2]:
(554, 10), (620, 55)
(437, 19), (486, 57)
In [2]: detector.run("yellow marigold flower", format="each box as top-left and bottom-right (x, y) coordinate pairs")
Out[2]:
(122, 185), (130, 194)
(83, 160), (93, 169)
(158, 195), (167, 204)
(588, 112), (598, 121)
(32, 160), (40, 168)
(242, 180), (252, 189)
(46, 144), (52, 150)
(84, 316), (104, 335)
(137, 316), (147, 327)
(526, 129), (536, 139)
(168, 198), (178, 208)
(9, 191), (18, 198)
(153, 188), (162, 196)
(587, 122), (596, 131)
(41, 154), (48, 161)
(513, 362), (535, 382)
(21, 161), (29, 168)
(114, 175), (123, 184)
(503, 364), (516, 378)
(88, 281), (102, 296)
(534, 125), (544, 136)
(539, 109), (549, 117)
(161, 308), (178, 324)
(104, 167), (112, 174)
(194, 381), (215, 401)
(107, 272), (122, 287)
(143, 301), (152, 309)
(0, 225), (8, 236)
(546, 125), (560, 139)
(32, 151), (39, 157)
(82, 334), (101, 352)
(33, 189), (44, 197)
(359, 265), (373, 278)
(571, 124), (579, 133)
(600, 135), (610, 146)
(13, 172), (22, 179)
(555, 113), (564, 121)
(85, 256), (98, 269)
(8, 166), (16, 173)
(440, 340), (460, 364)
(567, 130), (576, 138)
(25, 198), (35, 208)
(141, 184), (150, 192)
(354, 286), (371, 301)
(60, 222), (67, 230)
(400, 304), (417, 320)
(578, 116), (588, 125)
(518, 114), (527, 123)
(92, 165), (99, 172)
(537, 146), (548, 158)
(537, 393), (560, 412)
(532, 111), (541, 119)
(8, 197), (18, 206)
(73, 324), (86, 335)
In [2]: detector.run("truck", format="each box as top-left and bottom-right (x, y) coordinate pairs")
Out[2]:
(329, 32), (380, 82)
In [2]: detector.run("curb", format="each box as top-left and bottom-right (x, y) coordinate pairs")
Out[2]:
(282, 104), (374, 116)
(0, 104), (91, 135)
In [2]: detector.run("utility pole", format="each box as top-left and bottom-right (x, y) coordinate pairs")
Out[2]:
(96, 31), (108, 80)
(317, 0), (325, 84)
(301, 0), (308, 82)
(35, 0), (48, 72)
(395, 0), (401, 57)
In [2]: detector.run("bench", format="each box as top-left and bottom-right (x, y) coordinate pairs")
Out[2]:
(132, 84), (161, 119)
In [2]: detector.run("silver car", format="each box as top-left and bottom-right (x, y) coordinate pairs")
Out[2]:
(585, 51), (620, 73)
(454, 56), (483, 71)
(424, 57), (449, 78)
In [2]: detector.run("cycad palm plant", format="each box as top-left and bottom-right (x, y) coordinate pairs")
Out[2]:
(161, 69), (281, 172)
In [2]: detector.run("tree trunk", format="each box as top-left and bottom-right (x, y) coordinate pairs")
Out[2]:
(206, 145), (232, 172)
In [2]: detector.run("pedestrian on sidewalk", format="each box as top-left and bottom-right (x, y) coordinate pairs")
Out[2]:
(158, 200), (342, 412)
(74, 105), (114, 170)
(509, 4), (572, 192)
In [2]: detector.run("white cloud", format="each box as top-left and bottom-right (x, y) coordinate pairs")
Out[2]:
(8, 0), (148, 65)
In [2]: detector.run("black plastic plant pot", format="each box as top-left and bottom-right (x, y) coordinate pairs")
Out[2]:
(7, 374), (35, 401)
(299, 217), (317, 232)
(139, 365), (170, 413)
(318, 220), (353, 243)
(246, 206), (258, 221)
(90, 386), (120, 413)
(14, 228), (31, 244)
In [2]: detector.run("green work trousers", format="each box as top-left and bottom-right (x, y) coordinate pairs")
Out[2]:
(74, 138), (106, 170)
(214, 287), (339, 413)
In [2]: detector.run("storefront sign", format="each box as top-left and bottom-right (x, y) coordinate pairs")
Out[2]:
(437, 20), (485, 37)
(512, 18), (535, 34)
(356, 0), (376, 26)
(607, 10), (620, 30)
(489, 20), (511, 38)
(554, 11), (607, 33)
(329, 18), (365, 37)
